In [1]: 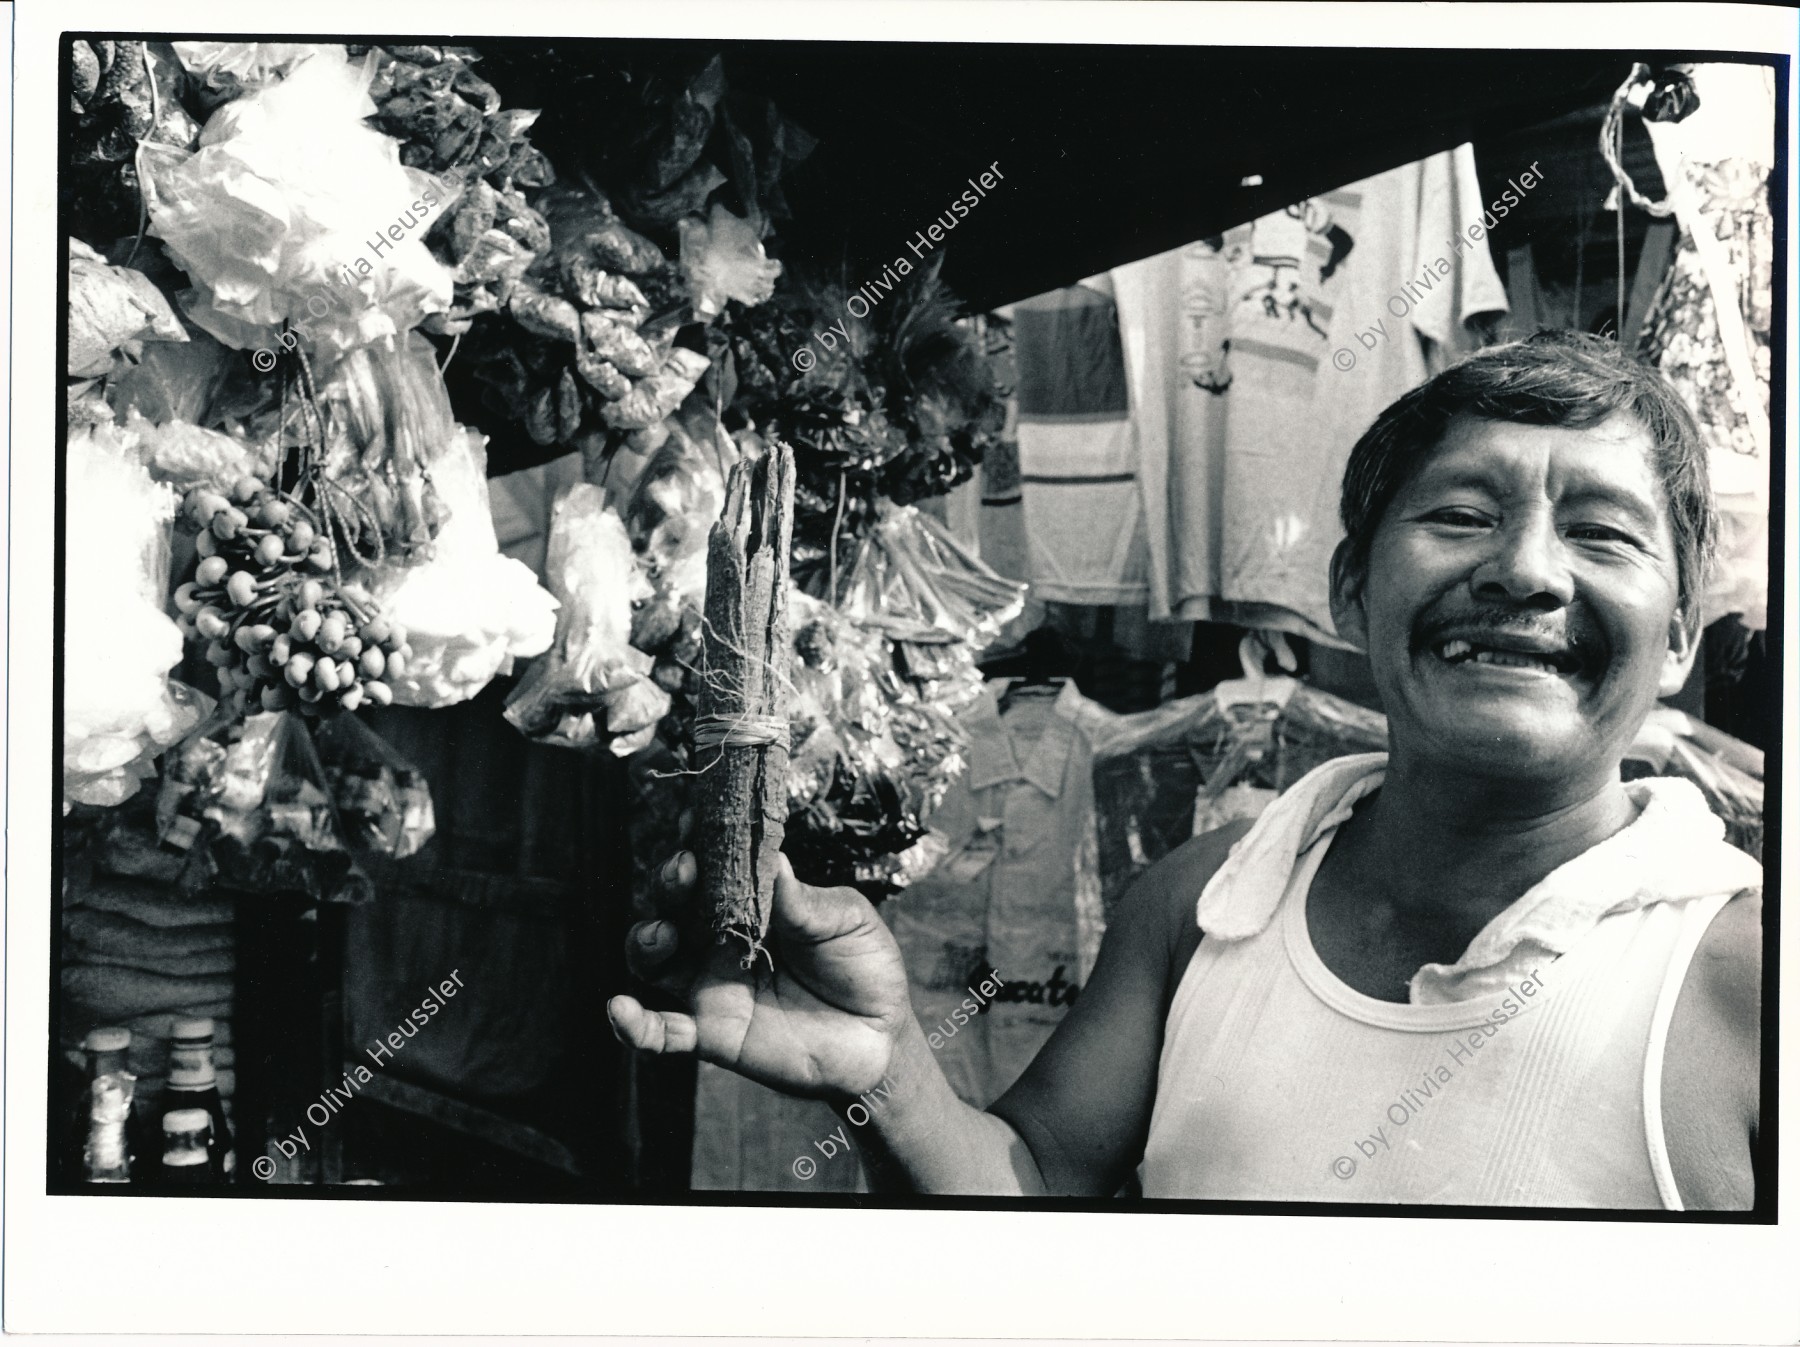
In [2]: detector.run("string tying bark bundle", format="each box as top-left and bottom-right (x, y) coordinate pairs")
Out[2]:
(695, 439), (795, 968)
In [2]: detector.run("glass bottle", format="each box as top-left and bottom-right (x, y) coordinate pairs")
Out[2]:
(165, 1017), (233, 1181)
(82, 1076), (133, 1186)
(159, 1109), (216, 1189)
(72, 1027), (138, 1184)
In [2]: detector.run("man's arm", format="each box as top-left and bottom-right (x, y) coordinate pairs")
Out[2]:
(851, 822), (1251, 1195)
(1661, 887), (1762, 1210)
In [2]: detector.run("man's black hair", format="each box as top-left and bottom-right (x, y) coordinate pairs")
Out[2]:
(1336, 330), (1715, 609)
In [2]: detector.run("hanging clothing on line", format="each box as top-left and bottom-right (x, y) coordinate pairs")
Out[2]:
(1010, 278), (1152, 606)
(973, 313), (1045, 653)
(883, 681), (1101, 1103)
(1111, 143), (1509, 640)
(1634, 63), (1774, 632)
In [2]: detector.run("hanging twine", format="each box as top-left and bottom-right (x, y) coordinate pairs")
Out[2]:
(1601, 63), (1676, 219)
(692, 713), (791, 754)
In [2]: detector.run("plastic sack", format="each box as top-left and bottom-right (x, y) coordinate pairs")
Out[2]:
(505, 483), (669, 754)
(619, 405), (741, 615)
(678, 202), (782, 321)
(836, 501), (1027, 714)
(63, 426), (211, 809)
(311, 333), (455, 560)
(839, 502), (1028, 647)
(311, 713), (436, 859)
(156, 711), (372, 902)
(1083, 677), (1389, 919)
(116, 408), (280, 495)
(107, 329), (235, 427)
(364, 426), (559, 708)
(783, 589), (969, 895)
(139, 46), (456, 362)
(1626, 707), (1764, 861)
(68, 239), (186, 378)
(170, 41), (329, 103)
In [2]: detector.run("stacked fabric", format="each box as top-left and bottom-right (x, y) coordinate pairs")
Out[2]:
(61, 820), (237, 1121)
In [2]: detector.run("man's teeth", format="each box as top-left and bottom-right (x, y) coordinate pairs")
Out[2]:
(1436, 639), (1565, 673)
(1470, 650), (1558, 671)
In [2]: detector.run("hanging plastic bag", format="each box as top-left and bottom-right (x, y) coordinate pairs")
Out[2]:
(139, 46), (456, 362)
(68, 239), (187, 378)
(678, 202), (782, 321)
(117, 408), (281, 495)
(619, 405), (740, 613)
(504, 483), (670, 755)
(363, 426), (559, 708)
(64, 426), (212, 809)
(170, 41), (330, 103)
(311, 713), (436, 859)
(310, 332), (455, 561)
(157, 711), (372, 902)
(783, 589), (969, 895)
(835, 501), (1027, 714)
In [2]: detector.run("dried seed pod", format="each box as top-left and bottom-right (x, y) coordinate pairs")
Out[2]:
(526, 385), (559, 445)
(563, 260), (649, 314)
(448, 179), (498, 263)
(576, 352), (630, 401)
(556, 367), (584, 440)
(581, 309), (661, 376)
(508, 281), (581, 343)
(579, 220), (665, 275)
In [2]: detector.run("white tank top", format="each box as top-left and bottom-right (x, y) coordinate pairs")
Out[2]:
(1141, 834), (1732, 1206)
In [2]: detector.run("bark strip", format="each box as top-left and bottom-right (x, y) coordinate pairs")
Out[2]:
(695, 440), (794, 967)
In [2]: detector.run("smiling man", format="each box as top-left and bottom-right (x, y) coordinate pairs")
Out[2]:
(610, 331), (1764, 1209)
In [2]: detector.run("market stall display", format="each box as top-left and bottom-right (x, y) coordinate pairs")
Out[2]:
(55, 37), (1769, 1202)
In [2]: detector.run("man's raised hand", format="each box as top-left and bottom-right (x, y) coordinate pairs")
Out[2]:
(608, 850), (915, 1102)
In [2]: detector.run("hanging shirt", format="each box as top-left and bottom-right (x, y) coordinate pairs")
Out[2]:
(1636, 63), (1774, 632)
(1011, 280), (1151, 605)
(1112, 144), (1508, 637)
(883, 682), (1101, 1105)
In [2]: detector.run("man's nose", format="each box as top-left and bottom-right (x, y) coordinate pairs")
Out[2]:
(1471, 513), (1574, 607)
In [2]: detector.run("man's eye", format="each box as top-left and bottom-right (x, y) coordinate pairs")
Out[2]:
(1426, 509), (1490, 528)
(1567, 523), (1636, 544)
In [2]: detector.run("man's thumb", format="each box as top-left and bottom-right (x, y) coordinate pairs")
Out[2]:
(768, 853), (867, 945)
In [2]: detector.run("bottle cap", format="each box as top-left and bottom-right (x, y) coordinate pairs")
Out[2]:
(162, 1107), (211, 1138)
(83, 1027), (131, 1053)
(170, 1017), (214, 1043)
(168, 1063), (216, 1089)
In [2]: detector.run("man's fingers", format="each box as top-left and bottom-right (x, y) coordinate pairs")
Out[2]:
(607, 995), (700, 1056)
(624, 918), (702, 997)
(655, 850), (699, 916)
(625, 917), (677, 974)
(769, 853), (868, 945)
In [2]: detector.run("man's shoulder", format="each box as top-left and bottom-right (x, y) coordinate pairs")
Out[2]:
(1122, 819), (1257, 977)
(1688, 885), (1762, 1029)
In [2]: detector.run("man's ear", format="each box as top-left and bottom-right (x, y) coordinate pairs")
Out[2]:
(1658, 593), (1703, 699)
(1328, 538), (1369, 652)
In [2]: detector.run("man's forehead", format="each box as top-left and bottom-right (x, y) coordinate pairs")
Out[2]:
(1403, 413), (1667, 504)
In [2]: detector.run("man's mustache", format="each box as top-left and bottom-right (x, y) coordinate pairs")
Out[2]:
(1417, 606), (1592, 653)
